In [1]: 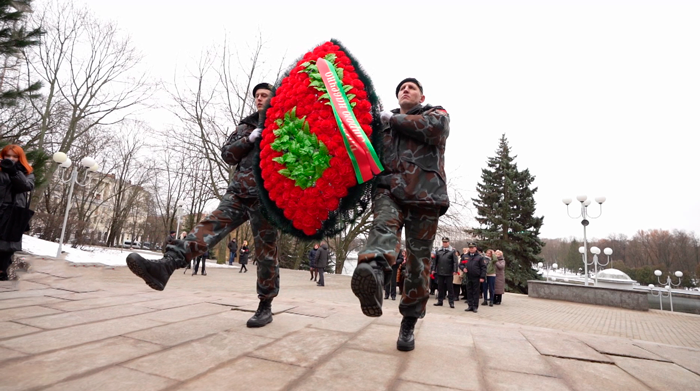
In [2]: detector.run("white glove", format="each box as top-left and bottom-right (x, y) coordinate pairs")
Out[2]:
(248, 128), (263, 142)
(380, 111), (393, 126)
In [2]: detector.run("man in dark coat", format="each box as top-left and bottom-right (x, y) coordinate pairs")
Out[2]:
(314, 242), (329, 287)
(227, 238), (237, 265)
(432, 237), (459, 308)
(162, 231), (176, 255)
(125, 82), (280, 329)
(385, 247), (405, 300)
(351, 78), (450, 352)
(460, 243), (487, 313)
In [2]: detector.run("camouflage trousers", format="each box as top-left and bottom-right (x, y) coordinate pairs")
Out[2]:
(358, 188), (440, 319)
(165, 192), (279, 300)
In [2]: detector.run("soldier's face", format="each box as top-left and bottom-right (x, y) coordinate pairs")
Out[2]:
(397, 82), (425, 109)
(255, 89), (272, 112)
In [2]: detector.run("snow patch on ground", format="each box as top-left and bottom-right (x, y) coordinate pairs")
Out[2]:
(20, 235), (238, 269)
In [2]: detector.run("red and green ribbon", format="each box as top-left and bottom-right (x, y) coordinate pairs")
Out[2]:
(316, 58), (383, 183)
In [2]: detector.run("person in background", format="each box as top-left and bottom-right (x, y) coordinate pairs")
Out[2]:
(452, 249), (462, 301)
(309, 243), (319, 281)
(460, 248), (469, 303)
(432, 237), (459, 308)
(162, 231), (176, 255)
(239, 240), (250, 273)
(227, 238), (238, 266)
(483, 249), (496, 306)
(494, 250), (506, 305)
(385, 247), (405, 301)
(193, 250), (208, 276)
(314, 241), (329, 287)
(396, 249), (407, 296)
(461, 243), (486, 313)
(0, 145), (35, 281)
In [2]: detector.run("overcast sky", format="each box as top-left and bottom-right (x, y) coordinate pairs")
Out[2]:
(73, 0), (700, 241)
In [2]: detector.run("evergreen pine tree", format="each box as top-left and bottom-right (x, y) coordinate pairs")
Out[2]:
(471, 134), (545, 293)
(0, 0), (43, 107)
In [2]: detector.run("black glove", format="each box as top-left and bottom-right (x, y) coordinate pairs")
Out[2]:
(0, 159), (17, 176)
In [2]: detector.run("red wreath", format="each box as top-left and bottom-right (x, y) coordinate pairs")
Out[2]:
(258, 41), (377, 236)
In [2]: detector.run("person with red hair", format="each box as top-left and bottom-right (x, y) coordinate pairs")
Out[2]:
(0, 144), (35, 280)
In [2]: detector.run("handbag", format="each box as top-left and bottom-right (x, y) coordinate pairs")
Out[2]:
(0, 191), (34, 242)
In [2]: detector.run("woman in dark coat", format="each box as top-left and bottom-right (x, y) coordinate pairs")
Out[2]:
(494, 250), (506, 304)
(0, 145), (35, 280)
(238, 240), (249, 273)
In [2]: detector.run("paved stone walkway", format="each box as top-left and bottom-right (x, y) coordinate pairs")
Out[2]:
(1, 254), (700, 390)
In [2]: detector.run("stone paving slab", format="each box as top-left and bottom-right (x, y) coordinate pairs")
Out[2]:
(483, 369), (570, 391)
(474, 337), (557, 377)
(122, 330), (274, 381)
(573, 334), (670, 362)
(0, 305), (63, 322)
(125, 311), (250, 347)
(0, 295), (67, 310)
(612, 356), (700, 390)
(0, 315), (165, 354)
(0, 346), (26, 363)
(522, 330), (613, 363)
(14, 303), (155, 329)
(633, 341), (700, 376)
(0, 337), (162, 391)
(177, 356), (306, 391)
(0, 321), (41, 339)
(136, 302), (230, 323)
(401, 344), (481, 390)
(294, 348), (401, 391)
(42, 366), (177, 391)
(548, 357), (652, 391)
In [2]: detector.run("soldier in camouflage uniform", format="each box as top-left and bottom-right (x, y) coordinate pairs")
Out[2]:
(351, 78), (450, 352)
(125, 82), (280, 328)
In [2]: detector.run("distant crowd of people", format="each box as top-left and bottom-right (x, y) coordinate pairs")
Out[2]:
(429, 238), (506, 313)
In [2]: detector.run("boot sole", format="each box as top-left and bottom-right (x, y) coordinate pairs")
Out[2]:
(246, 317), (273, 328)
(397, 340), (415, 352)
(126, 254), (164, 291)
(351, 264), (382, 317)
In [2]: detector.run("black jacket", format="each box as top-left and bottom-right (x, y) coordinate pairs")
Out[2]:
(227, 240), (238, 254)
(432, 246), (458, 276)
(460, 252), (486, 280)
(239, 245), (250, 264)
(0, 165), (35, 252)
(314, 243), (329, 269)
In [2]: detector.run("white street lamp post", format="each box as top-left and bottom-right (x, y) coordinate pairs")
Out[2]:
(174, 205), (184, 239)
(537, 262), (558, 282)
(52, 152), (98, 258)
(563, 195), (605, 286)
(653, 270), (683, 312)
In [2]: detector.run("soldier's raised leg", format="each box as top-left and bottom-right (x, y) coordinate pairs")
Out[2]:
(352, 189), (403, 317)
(126, 193), (247, 291)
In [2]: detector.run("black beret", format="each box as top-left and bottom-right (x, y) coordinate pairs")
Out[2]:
(253, 82), (274, 96)
(395, 78), (423, 97)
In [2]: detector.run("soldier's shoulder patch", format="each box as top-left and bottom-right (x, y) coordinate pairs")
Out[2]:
(436, 109), (448, 115)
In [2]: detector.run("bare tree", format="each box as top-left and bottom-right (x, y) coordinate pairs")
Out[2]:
(30, 0), (152, 179)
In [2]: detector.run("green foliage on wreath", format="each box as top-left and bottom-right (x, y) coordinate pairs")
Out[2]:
(299, 53), (356, 106)
(271, 107), (331, 189)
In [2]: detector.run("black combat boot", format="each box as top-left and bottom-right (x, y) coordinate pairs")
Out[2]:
(351, 260), (387, 317)
(126, 253), (188, 291)
(246, 299), (273, 328)
(397, 316), (417, 352)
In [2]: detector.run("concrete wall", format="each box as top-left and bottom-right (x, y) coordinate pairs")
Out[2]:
(528, 280), (649, 311)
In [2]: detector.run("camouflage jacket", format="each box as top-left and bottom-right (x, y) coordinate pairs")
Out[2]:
(376, 104), (450, 215)
(221, 112), (260, 197)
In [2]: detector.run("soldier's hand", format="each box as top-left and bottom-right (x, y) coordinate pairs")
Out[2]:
(380, 111), (393, 126)
(248, 128), (263, 142)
